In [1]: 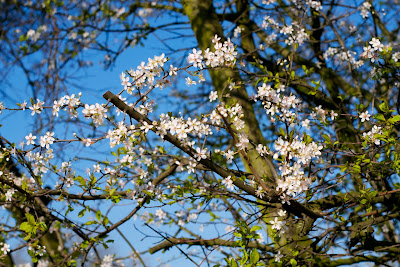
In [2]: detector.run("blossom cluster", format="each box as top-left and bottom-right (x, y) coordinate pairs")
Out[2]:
(52, 93), (81, 118)
(261, 15), (278, 31)
(28, 244), (47, 257)
(359, 1), (372, 18)
(187, 35), (237, 69)
(274, 136), (322, 197)
(280, 23), (309, 46)
(121, 53), (168, 94)
(208, 103), (244, 130)
(362, 125), (383, 146)
(26, 147), (54, 175)
(255, 82), (299, 123)
(311, 105), (338, 123)
(323, 47), (364, 69)
(253, 83), (324, 197)
(361, 38), (387, 63)
(82, 103), (108, 126)
(157, 113), (213, 141)
(106, 121), (137, 148)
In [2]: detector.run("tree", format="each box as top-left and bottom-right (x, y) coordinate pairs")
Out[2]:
(1, 0), (400, 266)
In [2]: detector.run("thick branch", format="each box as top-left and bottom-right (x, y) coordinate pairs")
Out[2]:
(148, 237), (274, 254)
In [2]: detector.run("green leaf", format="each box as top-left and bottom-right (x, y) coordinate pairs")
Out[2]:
(39, 222), (47, 231)
(388, 115), (400, 123)
(23, 233), (32, 241)
(279, 127), (286, 137)
(96, 210), (102, 221)
(250, 225), (261, 232)
(26, 213), (36, 225)
(250, 249), (260, 264)
(308, 90), (317, 96)
(322, 134), (331, 144)
(240, 250), (248, 265)
(290, 258), (298, 266)
(302, 65), (307, 74)
(109, 188), (116, 196)
(379, 102), (388, 113)
(75, 175), (86, 186)
(233, 232), (242, 238)
(78, 209), (86, 218)
(374, 113), (386, 121)
(20, 222), (31, 233)
(81, 241), (89, 249)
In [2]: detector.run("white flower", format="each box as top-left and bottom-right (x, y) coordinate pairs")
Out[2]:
(330, 110), (338, 120)
(270, 217), (284, 231)
(233, 26), (242, 38)
(274, 251), (283, 262)
(280, 25), (293, 35)
(224, 150), (235, 163)
(302, 119), (310, 129)
(187, 48), (203, 68)
(82, 138), (92, 147)
(25, 133), (37, 145)
(93, 164), (101, 173)
(100, 254), (113, 267)
(29, 99), (44, 115)
(195, 147), (208, 161)
(209, 91), (218, 102)
(278, 209), (287, 217)
(169, 65), (178, 76)
(39, 132), (55, 149)
(359, 111), (371, 122)
(185, 77), (196, 86)
(140, 121), (153, 133)
(212, 34), (221, 43)
(121, 76), (131, 89)
(256, 144), (268, 156)
(236, 133), (249, 150)
(369, 38), (383, 52)
(392, 52), (400, 62)
(255, 186), (265, 198)
(155, 209), (166, 220)
(0, 243), (10, 255)
(222, 176), (234, 190)
(5, 188), (15, 201)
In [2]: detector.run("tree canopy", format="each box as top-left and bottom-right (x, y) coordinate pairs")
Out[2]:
(1, 0), (400, 266)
